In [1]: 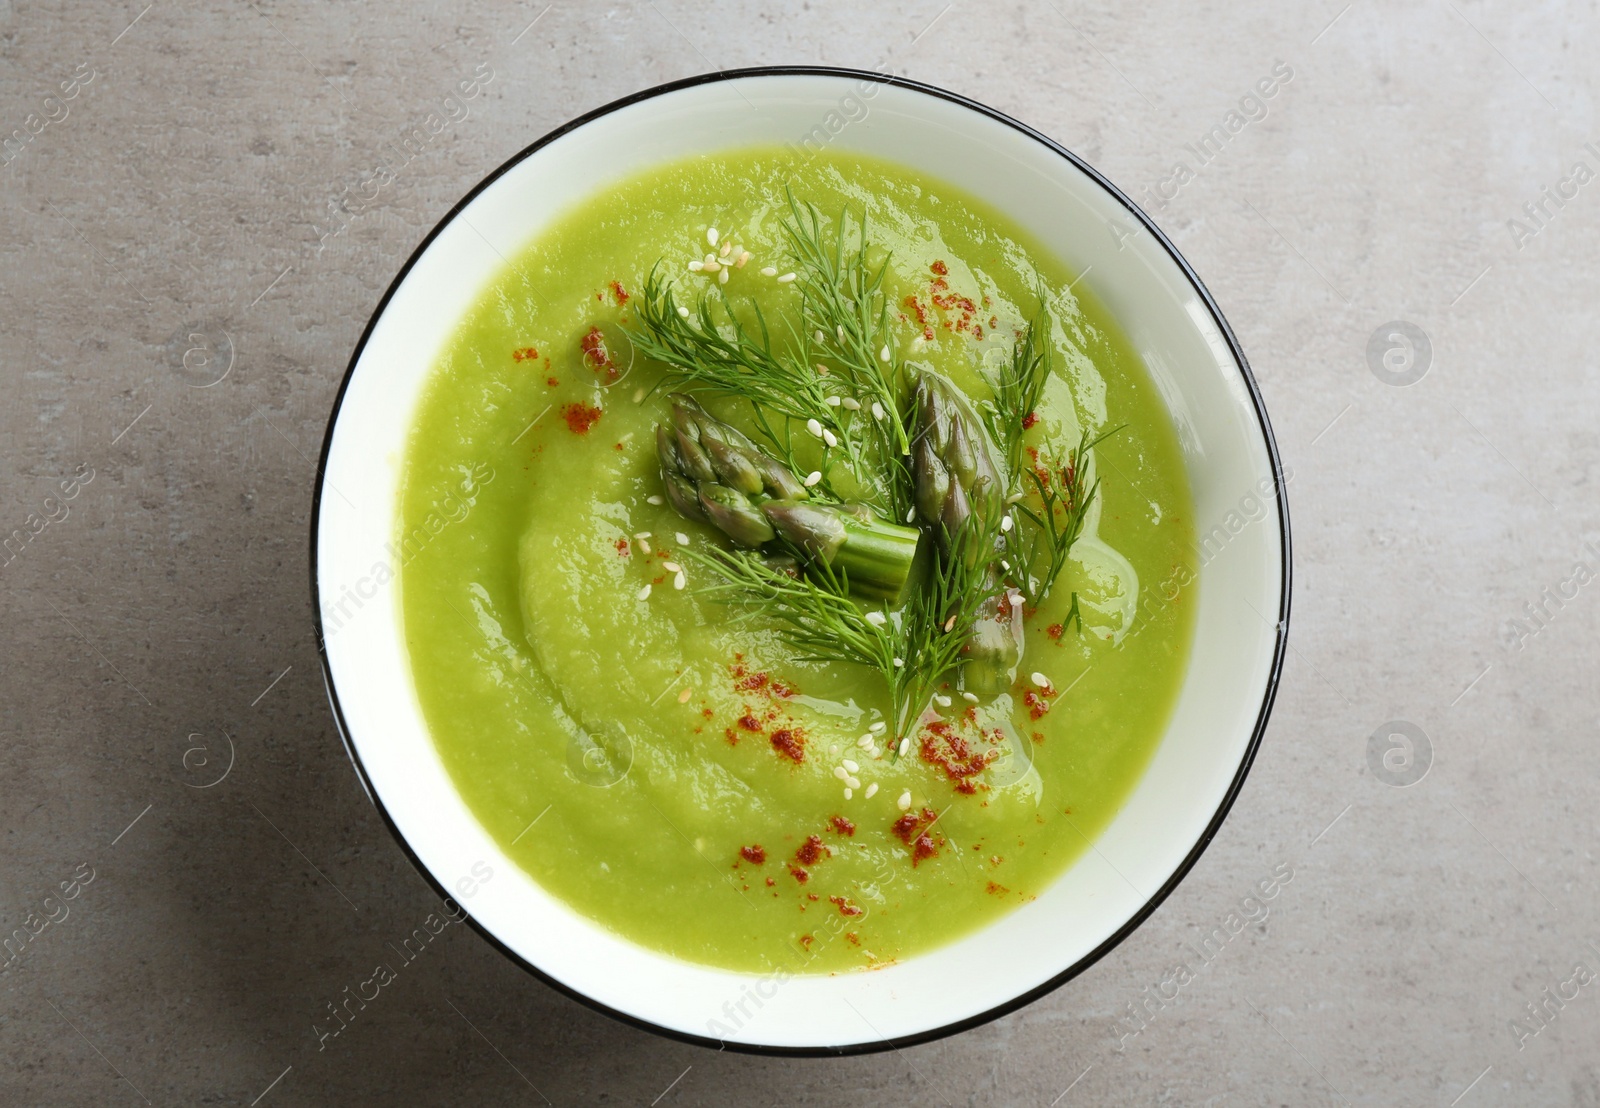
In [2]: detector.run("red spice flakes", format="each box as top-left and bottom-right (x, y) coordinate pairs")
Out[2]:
(1021, 411), (1039, 430)
(789, 866), (810, 885)
(799, 933), (814, 948)
(845, 932), (860, 946)
(892, 807), (936, 845)
(829, 895), (863, 917)
(765, 876), (776, 887)
(701, 707), (714, 719)
(918, 718), (994, 794)
(579, 325), (620, 382)
(1023, 684), (1059, 721)
(794, 835), (825, 866)
(614, 538), (630, 557)
(512, 346), (539, 362)
(1046, 623), (1064, 641)
(724, 727), (739, 746)
(739, 844), (766, 865)
(930, 259), (948, 276)
(986, 881), (1009, 896)
(902, 294), (936, 342)
(891, 808), (945, 867)
(561, 402), (602, 434)
(738, 713), (763, 733)
(609, 280), (630, 305)
(1032, 731), (1046, 744)
(829, 815), (856, 837)
(769, 728), (805, 764)
(545, 376), (560, 387)
(730, 661), (795, 700)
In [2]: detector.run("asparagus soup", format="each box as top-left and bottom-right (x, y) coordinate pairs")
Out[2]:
(397, 148), (1198, 973)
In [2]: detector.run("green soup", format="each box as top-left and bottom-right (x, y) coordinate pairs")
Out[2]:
(396, 148), (1197, 973)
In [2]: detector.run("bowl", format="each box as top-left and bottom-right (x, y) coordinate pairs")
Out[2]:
(312, 66), (1290, 1054)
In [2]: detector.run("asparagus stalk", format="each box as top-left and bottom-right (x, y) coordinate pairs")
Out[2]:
(657, 394), (921, 602)
(909, 372), (1019, 693)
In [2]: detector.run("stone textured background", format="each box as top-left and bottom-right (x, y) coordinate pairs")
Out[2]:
(3, 1), (1597, 1104)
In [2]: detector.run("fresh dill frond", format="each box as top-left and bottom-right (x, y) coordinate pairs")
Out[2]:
(1002, 423), (1123, 602)
(887, 511), (997, 744)
(629, 265), (854, 498)
(684, 511), (994, 746)
(682, 543), (899, 675)
(979, 297), (1053, 483)
(781, 191), (915, 518)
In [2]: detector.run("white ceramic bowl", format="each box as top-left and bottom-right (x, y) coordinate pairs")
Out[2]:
(313, 67), (1290, 1054)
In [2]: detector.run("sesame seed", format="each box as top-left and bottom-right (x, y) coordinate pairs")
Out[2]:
(962, 691), (979, 703)
(737, 251), (751, 268)
(826, 395), (842, 407)
(646, 495), (664, 506)
(865, 783), (878, 799)
(871, 401), (886, 420)
(864, 611), (887, 627)
(856, 734), (874, 749)
(718, 268), (729, 285)
(833, 766), (849, 781)
(845, 775), (861, 790)
(673, 571), (686, 590)
(897, 790), (912, 811)
(943, 614), (957, 631)
(815, 363), (830, 375)
(704, 259), (721, 274)
(829, 744), (839, 755)
(675, 532), (689, 545)
(898, 738), (910, 756)
(719, 242), (732, 258)
(633, 387), (646, 403)
(635, 531), (652, 539)
(1000, 559), (1011, 571)
(906, 507), (917, 523)
(638, 584), (652, 600)
(822, 429), (838, 448)
(662, 561), (681, 573)
(1001, 515), (1014, 533)
(1031, 672), (1051, 689)
(707, 227), (719, 246)
(806, 418), (823, 438)
(893, 657), (904, 668)
(843, 759), (859, 773)
(933, 695), (951, 708)
(844, 787), (853, 800)
(836, 326), (844, 342)
(841, 397), (860, 410)
(677, 305), (690, 318)
(869, 722), (887, 734)
(815, 330), (826, 343)
(760, 266), (778, 277)
(879, 345), (890, 362)
(678, 687), (692, 703)
(803, 471), (822, 487)
(688, 260), (704, 272)
(777, 272), (796, 283)
(637, 538), (651, 554)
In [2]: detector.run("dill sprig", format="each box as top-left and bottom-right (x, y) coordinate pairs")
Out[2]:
(685, 511), (994, 744)
(630, 266), (855, 499)
(781, 192), (914, 517)
(979, 299), (1053, 483)
(1002, 422), (1122, 604)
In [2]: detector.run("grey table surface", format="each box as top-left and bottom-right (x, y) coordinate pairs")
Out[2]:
(3, 1), (1597, 1104)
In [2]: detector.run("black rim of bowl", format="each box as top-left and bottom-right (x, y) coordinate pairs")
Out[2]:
(309, 64), (1293, 1058)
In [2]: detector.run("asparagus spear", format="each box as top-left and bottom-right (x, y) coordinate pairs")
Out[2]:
(909, 372), (1019, 692)
(657, 394), (921, 602)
